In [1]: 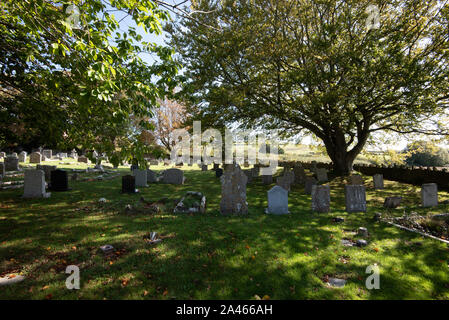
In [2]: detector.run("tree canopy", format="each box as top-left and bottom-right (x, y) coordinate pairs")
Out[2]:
(1, 0), (179, 164)
(167, 0), (449, 174)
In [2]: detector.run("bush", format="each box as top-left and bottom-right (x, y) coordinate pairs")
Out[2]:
(405, 141), (449, 167)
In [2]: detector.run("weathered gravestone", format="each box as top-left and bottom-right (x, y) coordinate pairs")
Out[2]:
(421, 183), (438, 207)
(201, 164), (208, 171)
(261, 174), (273, 185)
(77, 156), (88, 163)
(4, 155), (19, 171)
(243, 170), (253, 184)
(304, 177), (317, 195)
(122, 175), (138, 193)
(220, 164), (248, 215)
(133, 169), (148, 187)
(384, 196), (402, 208)
(11, 152), (18, 158)
(284, 170), (295, 185)
(0, 152), (5, 158)
(147, 169), (157, 183)
(18, 151), (27, 162)
(311, 185), (331, 213)
(251, 166), (260, 178)
(149, 160), (159, 166)
(23, 170), (51, 198)
(373, 174), (384, 189)
(276, 175), (292, 192)
(36, 165), (57, 181)
(345, 185), (367, 212)
(49, 169), (70, 191)
(70, 149), (78, 158)
(161, 168), (184, 185)
(42, 149), (52, 159)
(266, 185), (289, 215)
(315, 168), (328, 182)
(349, 174), (364, 185)
(215, 168), (224, 178)
(293, 165), (306, 185)
(29, 152), (41, 164)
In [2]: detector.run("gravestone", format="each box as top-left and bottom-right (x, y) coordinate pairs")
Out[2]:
(161, 168), (184, 185)
(266, 185), (289, 215)
(122, 175), (138, 193)
(349, 174), (364, 185)
(23, 170), (51, 198)
(0, 163), (5, 177)
(373, 174), (384, 189)
(284, 170), (295, 185)
(276, 176), (291, 192)
(133, 169), (148, 187)
(149, 160), (159, 166)
(311, 185), (331, 213)
(220, 164), (248, 215)
(36, 165), (57, 181)
(29, 152), (42, 164)
(49, 169), (70, 191)
(293, 165), (306, 185)
(384, 196), (402, 208)
(77, 156), (88, 163)
(4, 155), (19, 171)
(251, 166), (260, 178)
(42, 149), (52, 159)
(215, 168), (224, 178)
(315, 168), (328, 182)
(70, 149), (78, 158)
(11, 152), (18, 158)
(59, 153), (68, 158)
(147, 169), (157, 183)
(0, 152), (5, 158)
(421, 183), (438, 207)
(243, 170), (253, 184)
(213, 163), (220, 170)
(304, 177), (317, 195)
(311, 161), (318, 174)
(201, 164), (208, 171)
(261, 174), (273, 185)
(345, 185), (366, 212)
(18, 151), (27, 162)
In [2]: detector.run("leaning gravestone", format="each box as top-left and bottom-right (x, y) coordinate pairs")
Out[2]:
(49, 169), (70, 191)
(421, 183), (438, 207)
(349, 174), (364, 185)
(345, 185), (366, 212)
(147, 169), (157, 183)
(220, 164), (248, 215)
(133, 169), (148, 187)
(373, 174), (384, 189)
(161, 168), (184, 185)
(42, 149), (52, 159)
(293, 165), (306, 185)
(266, 185), (289, 215)
(315, 168), (328, 182)
(311, 185), (331, 213)
(29, 152), (41, 164)
(23, 170), (51, 198)
(18, 151), (27, 163)
(304, 177), (318, 195)
(36, 165), (57, 181)
(122, 175), (138, 193)
(4, 155), (19, 171)
(261, 174), (273, 185)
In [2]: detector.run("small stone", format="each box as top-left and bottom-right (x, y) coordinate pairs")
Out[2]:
(0, 275), (25, 286)
(333, 217), (345, 223)
(384, 197), (402, 208)
(341, 239), (354, 247)
(356, 239), (368, 247)
(328, 278), (346, 288)
(357, 227), (368, 237)
(373, 212), (382, 221)
(99, 198), (107, 203)
(99, 245), (114, 255)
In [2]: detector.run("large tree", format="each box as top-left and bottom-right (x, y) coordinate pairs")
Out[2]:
(0, 0), (179, 162)
(167, 0), (449, 175)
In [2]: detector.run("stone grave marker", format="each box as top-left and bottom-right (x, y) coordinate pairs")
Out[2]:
(133, 169), (148, 187)
(349, 174), (364, 185)
(42, 149), (52, 159)
(293, 165), (306, 185)
(220, 164), (248, 215)
(23, 170), (51, 198)
(304, 177), (317, 195)
(18, 151), (27, 162)
(276, 175), (291, 192)
(345, 185), (367, 212)
(0, 163), (4, 177)
(0, 152), (5, 158)
(5, 155), (19, 171)
(266, 185), (289, 215)
(49, 169), (70, 191)
(147, 169), (157, 183)
(243, 170), (253, 184)
(373, 174), (384, 189)
(201, 164), (208, 171)
(384, 196), (402, 208)
(29, 152), (41, 164)
(161, 168), (184, 185)
(311, 185), (331, 213)
(77, 156), (88, 163)
(421, 183), (438, 207)
(261, 174), (273, 185)
(315, 168), (328, 182)
(36, 165), (57, 181)
(122, 175), (138, 193)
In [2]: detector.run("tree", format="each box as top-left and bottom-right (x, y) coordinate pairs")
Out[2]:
(167, 0), (449, 175)
(153, 98), (188, 151)
(0, 0), (179, 163)
(405, 140), (449, 167)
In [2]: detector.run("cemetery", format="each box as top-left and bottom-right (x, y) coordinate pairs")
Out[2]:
(1, 0), (449, 303)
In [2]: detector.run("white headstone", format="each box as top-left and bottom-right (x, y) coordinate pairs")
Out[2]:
(266, 185), (289, 215)
(23, 170), (51, 198)
(133, 169), (148, 187)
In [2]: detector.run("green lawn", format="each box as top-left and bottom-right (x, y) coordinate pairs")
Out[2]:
(1, 163), (448, 300)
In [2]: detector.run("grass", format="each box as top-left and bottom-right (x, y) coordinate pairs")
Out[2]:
(0, 161), (449, 300)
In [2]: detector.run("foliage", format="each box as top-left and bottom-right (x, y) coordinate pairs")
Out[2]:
(405, 140), (449, 167)
(0, 0), (180, 163)
(167, 0), (449, 174)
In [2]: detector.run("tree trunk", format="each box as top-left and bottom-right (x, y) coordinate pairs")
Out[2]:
(330, 149), (355, 176)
